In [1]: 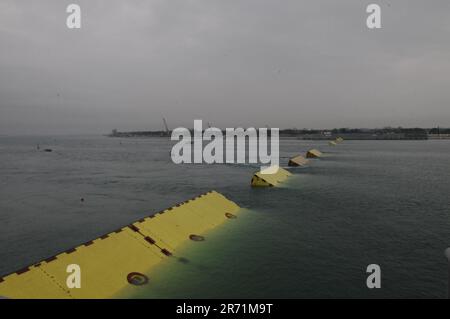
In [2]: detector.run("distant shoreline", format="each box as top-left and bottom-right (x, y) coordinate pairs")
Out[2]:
(107, 128), (450, 140)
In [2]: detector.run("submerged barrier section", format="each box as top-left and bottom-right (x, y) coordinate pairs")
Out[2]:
(251, 166), (292, 187)
(306, 149), (323, 158)
(0, 191), (240, 299)
(288, 155), (309, 167)
(329, 141), (337, 146)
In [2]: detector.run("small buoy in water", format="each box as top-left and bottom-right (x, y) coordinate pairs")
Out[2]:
(80, 198), (84, 202)
(43, 149), (53, 152)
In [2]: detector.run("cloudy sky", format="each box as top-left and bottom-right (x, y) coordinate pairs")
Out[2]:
(0, 0), (449, 134)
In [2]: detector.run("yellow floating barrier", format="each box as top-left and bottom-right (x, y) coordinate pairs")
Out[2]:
(132, 191), (240, 252)
(335, 137), (344, 143)
(288, 155), (309, 167)
(306, 149), (323, 158)
(251, 166), (292, 187)
(0, 191), (240, 299)
(328, 141), (337, 146)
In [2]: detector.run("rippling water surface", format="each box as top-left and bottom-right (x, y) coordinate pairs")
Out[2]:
(0, 135), (449, 298)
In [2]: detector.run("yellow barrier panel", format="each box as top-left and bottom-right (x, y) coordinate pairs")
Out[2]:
(0, 227), (166, 299)
(251, 166), (292, 187)
(0, 191), (240, 299)
(0, 266), (70, 299)
(328, 141), (337, 146)
(306, 149), (323, 158)
(336, 137), (344, 143)
(288, 155), (309, 167)
(133, 191), (240, 252)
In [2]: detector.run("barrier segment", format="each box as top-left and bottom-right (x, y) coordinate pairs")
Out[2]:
(0, 266), (70, 299)
(0, 227), (166, 299)
(251, 167), (292, 187)
(0, 191), (240, 299)
(288, 155), (309, 167)
(132, 191), (240, 252)
(306, 149), (323, 158)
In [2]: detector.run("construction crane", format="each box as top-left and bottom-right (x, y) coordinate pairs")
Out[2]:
(162, 117), (170, 137)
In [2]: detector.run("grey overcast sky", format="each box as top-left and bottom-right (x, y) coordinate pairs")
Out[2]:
(0, 0), (449, 134)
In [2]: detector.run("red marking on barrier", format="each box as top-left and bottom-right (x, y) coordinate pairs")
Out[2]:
(100, 234), (109, 240)
(128, 225), (139, 232)
(84, 241), (94, 247)
(0, 277), (4, 283)
(65, 248), (76, 254)
(144, 236), (156, 245)
(44, 256), (57, 263)
(161, 249), (172, 256)
(16, 267), (30, 275)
